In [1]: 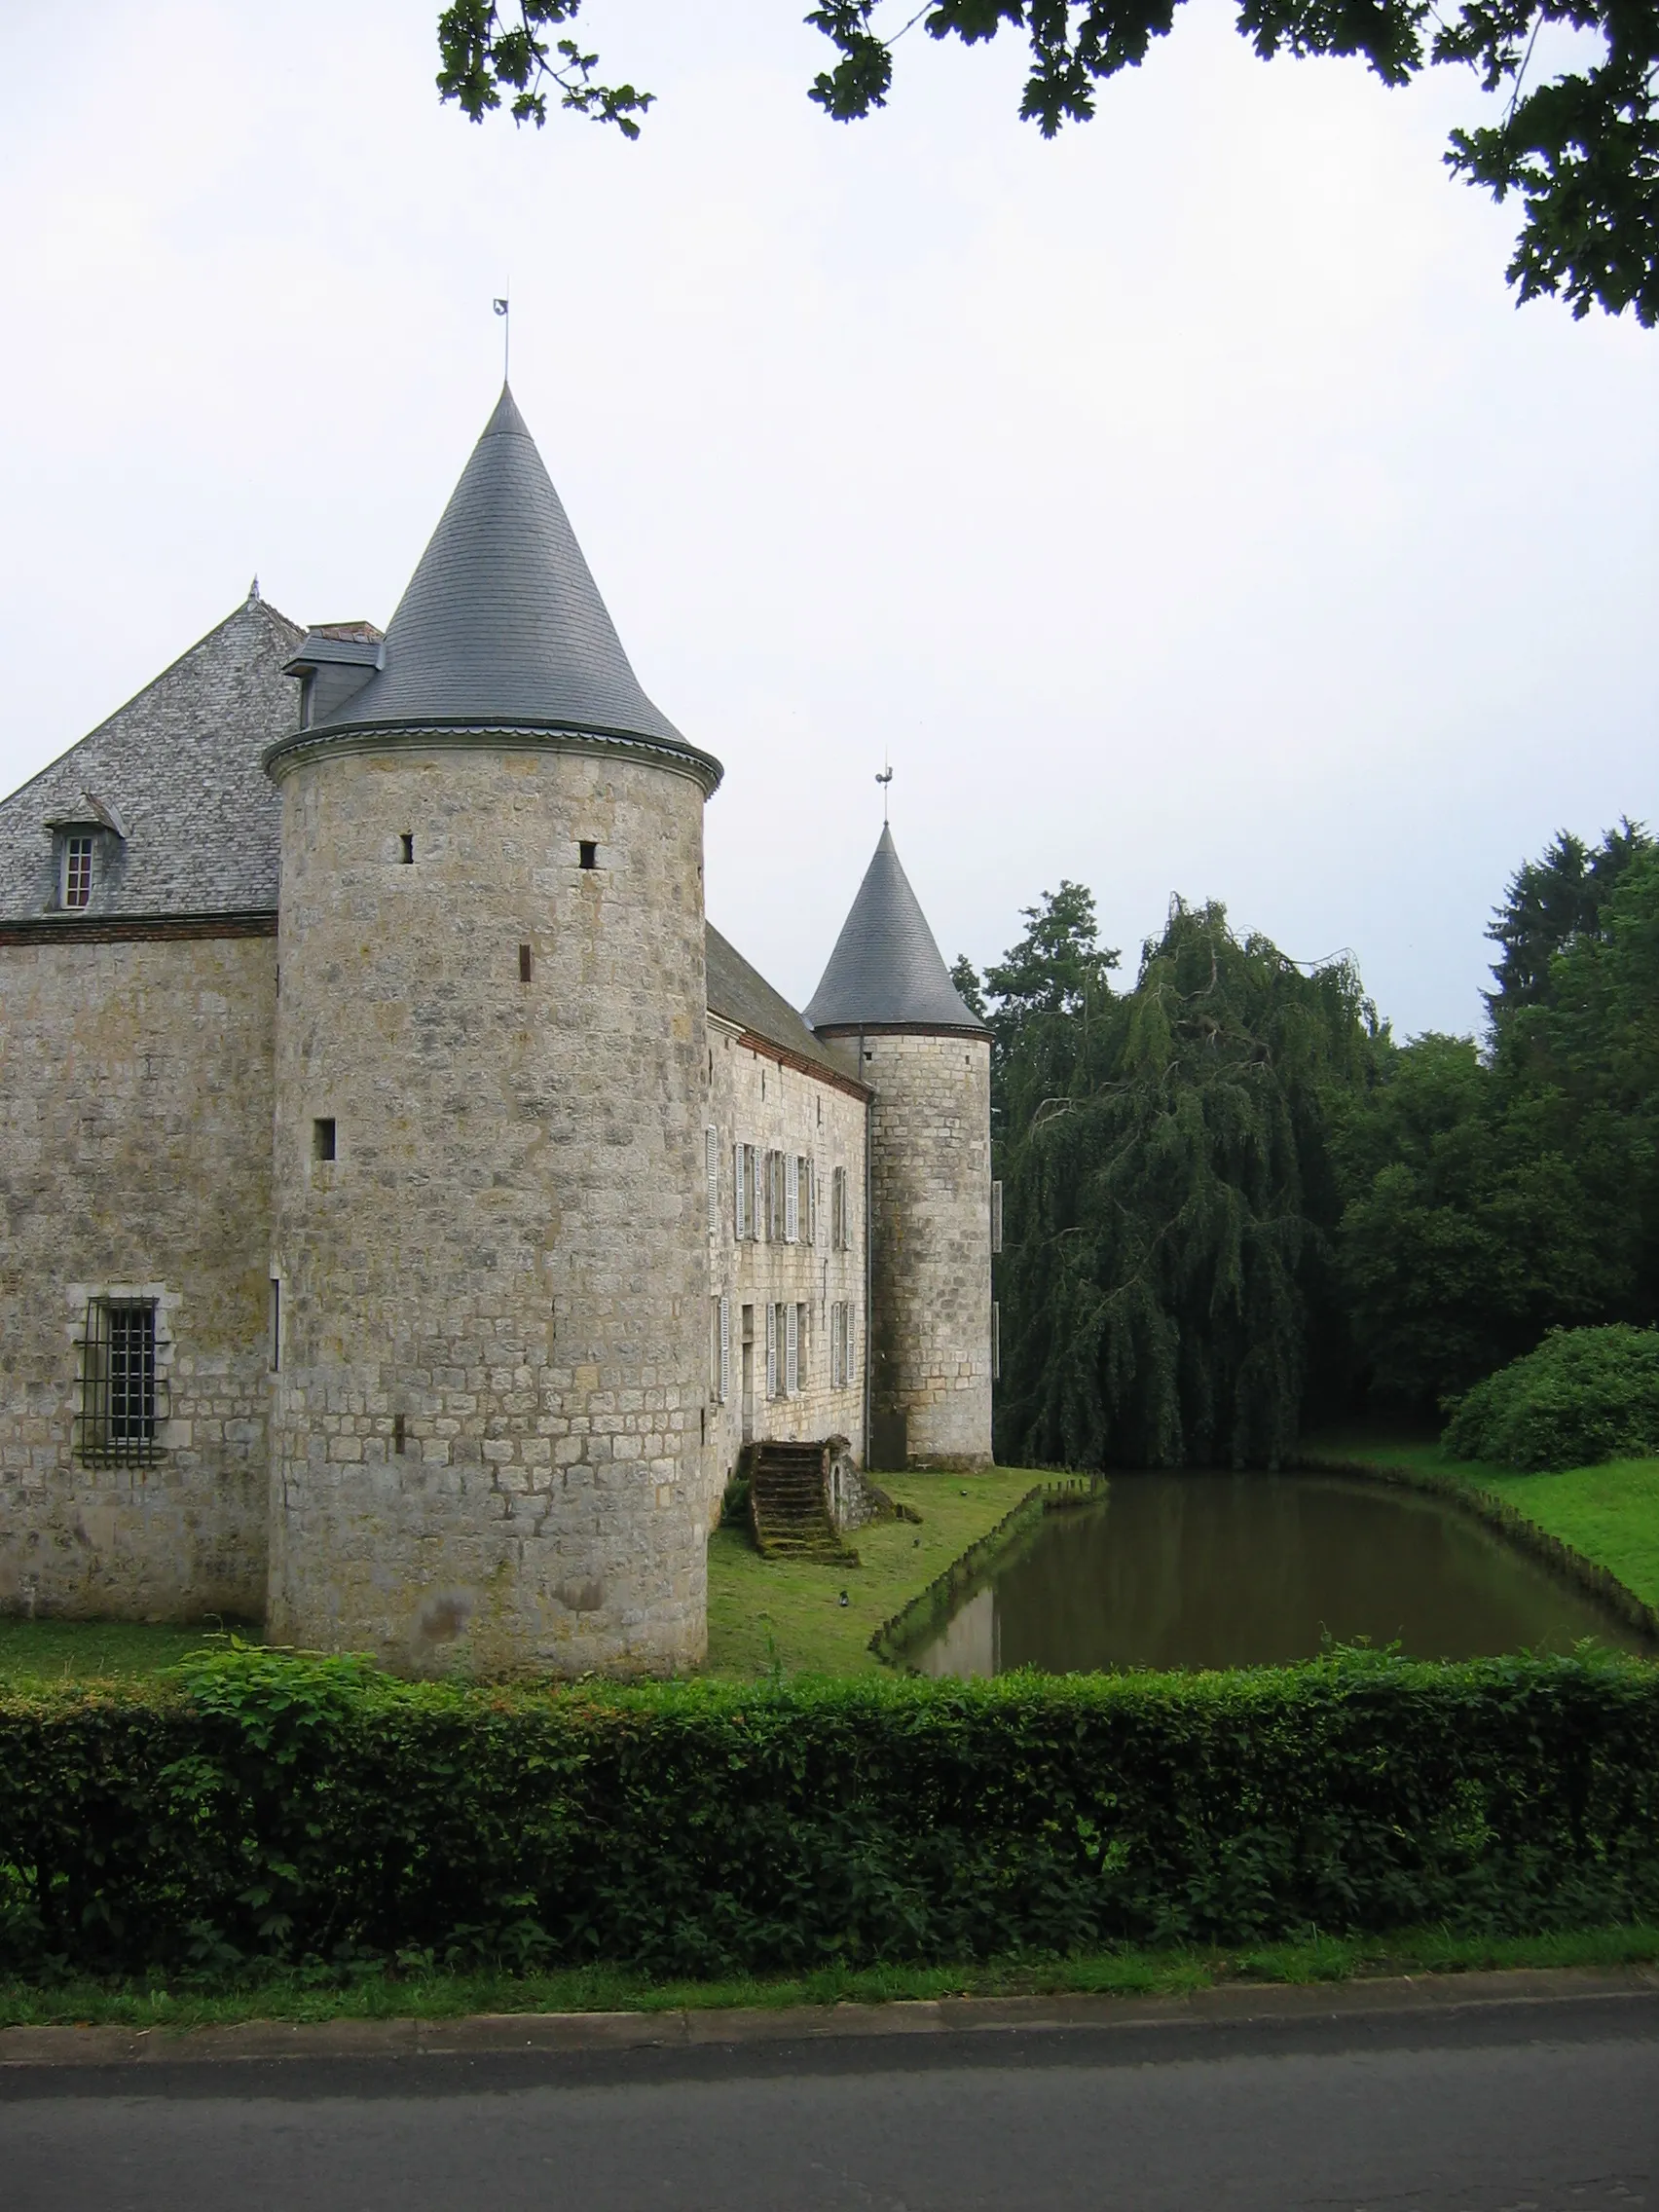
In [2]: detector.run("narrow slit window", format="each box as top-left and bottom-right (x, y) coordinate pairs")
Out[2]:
(578, 840), (598, 869)
(519, 943), (533, 983)
(313, 1118), (337, 1163)
(62, 835), (93, 909)
(269, 1278), (280, 1373)
(399, 833), (414, 865)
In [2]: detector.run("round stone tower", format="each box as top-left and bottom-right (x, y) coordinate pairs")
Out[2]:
(264, 388), (721, 1676)
(806, 827), (993, 1470)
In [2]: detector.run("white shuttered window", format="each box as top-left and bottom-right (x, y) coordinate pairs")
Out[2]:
(766, 1302), (778, 1398)
(707, 1127), (719, 1235)
(786, 1302), (798, 1394)
(785, 1154), (798, 1243)
(719, 1294), (731, 1402)
(733, 1143), (748, 1240)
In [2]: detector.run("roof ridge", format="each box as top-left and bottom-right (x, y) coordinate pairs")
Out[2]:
(0, 596), (303, 811)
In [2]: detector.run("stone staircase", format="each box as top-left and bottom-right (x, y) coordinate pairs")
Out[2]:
(748, 1440), (859, 1565)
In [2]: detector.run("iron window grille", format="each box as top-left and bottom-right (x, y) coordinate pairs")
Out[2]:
(75, 1298), (166, 1466)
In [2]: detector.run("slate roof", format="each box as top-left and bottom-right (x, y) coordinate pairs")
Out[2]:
(0, 595), (302, 923)
(804, 825), (984, 1034)
(707, 923), (864, 1088)
(300, 387), (708, 774)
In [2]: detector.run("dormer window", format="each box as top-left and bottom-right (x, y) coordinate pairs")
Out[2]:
(62, 834), (94, 908)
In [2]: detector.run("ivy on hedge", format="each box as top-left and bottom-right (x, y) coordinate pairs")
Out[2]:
(3, 1644), (1658, 1978)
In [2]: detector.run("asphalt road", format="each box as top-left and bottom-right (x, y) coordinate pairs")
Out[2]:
(5, 1993), (1657, 2212)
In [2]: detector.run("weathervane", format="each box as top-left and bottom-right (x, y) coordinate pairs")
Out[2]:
(875, 757), (893, 822)
(493, 294), (510, 382)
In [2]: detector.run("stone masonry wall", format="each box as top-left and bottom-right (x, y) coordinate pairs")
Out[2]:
(704, 1020), (867, 1511)
(866, 1030), (993, 1467)
(0, 932), (274, 1618)
(267, 742), (711, 1677)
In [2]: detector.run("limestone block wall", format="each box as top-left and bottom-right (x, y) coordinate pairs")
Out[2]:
(864, 1028), (993, 1467)
(704, 1019), (867, 1506)
(267, 741), (712, 1677)
(0, 929), (275, 1619)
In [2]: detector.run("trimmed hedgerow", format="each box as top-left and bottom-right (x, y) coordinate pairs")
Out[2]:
(3, 1643), (1659, 1978)
(1444, 1325), (1659, 1473)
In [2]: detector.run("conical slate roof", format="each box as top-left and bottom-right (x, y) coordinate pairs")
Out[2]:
(805, 826), (984, 1033)
(308, 387), (692, 756)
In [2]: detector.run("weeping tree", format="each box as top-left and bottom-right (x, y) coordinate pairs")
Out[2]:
(965, 890), (1375, 1469)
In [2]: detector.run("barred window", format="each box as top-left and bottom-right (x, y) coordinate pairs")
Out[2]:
(76, 1298), (164, 1465)
(62, 835), (94, 909)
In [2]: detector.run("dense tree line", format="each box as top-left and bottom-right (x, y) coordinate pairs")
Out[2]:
(960, 820), (1659, 1467)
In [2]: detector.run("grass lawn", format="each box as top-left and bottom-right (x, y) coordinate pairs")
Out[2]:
(705, 1467), (1054, 1678)
(4, 1924), (1657, 2031)
(0, 1472), (1049, 1688)
(0, 1616), (258, 1690)
(1306, 1433), (1659, 1610)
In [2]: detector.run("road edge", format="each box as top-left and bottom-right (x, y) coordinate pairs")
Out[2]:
(5, 1965), (1659, 2070)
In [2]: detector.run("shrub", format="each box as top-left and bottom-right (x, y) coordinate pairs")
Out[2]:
(1443, 1325), (1659, 1472)
(3, 1644), (1659, 1979)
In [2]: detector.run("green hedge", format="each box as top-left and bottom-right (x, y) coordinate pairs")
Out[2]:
(4, 1645), (1659, 1978)
(1444, 1324), (1659, 1472)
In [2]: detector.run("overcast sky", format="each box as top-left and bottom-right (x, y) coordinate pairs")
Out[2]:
(2, 0), (1654, 1034)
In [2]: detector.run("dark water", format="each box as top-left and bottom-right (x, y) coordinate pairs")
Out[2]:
(909, 1471), (1655, 1677)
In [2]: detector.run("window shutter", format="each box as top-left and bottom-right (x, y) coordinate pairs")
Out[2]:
(848, 1302), (858, 1382)
(719, 1295), (731, 1403)
(766, 1302), (778, 1398)
(785, 1154), (798, 1243)
(734, 1144), (746, 1240)
(707, 1127), (719, 1235)
(806, 1157), (816, 1245)
(991, 1179), (1004, 1254)
(786, 1302), (798, 1395)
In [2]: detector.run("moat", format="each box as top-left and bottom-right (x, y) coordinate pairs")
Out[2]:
(907, 1470), (1656, 1677)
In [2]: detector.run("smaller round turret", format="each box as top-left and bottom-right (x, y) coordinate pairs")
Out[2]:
(807, 827), (992, 1470)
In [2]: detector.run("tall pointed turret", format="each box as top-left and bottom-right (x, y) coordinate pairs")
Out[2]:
(265, 390), (716, 1677)
(810, 825), (993, 1474)
(805, 825), (981, 1033)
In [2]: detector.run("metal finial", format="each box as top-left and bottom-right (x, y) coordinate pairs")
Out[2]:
(247, 575), (260, 603)
(875, 759), (893, 822)
(493, 295), (510, 383)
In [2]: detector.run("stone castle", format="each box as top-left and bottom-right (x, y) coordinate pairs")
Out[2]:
(0, 388), (994, 1675)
